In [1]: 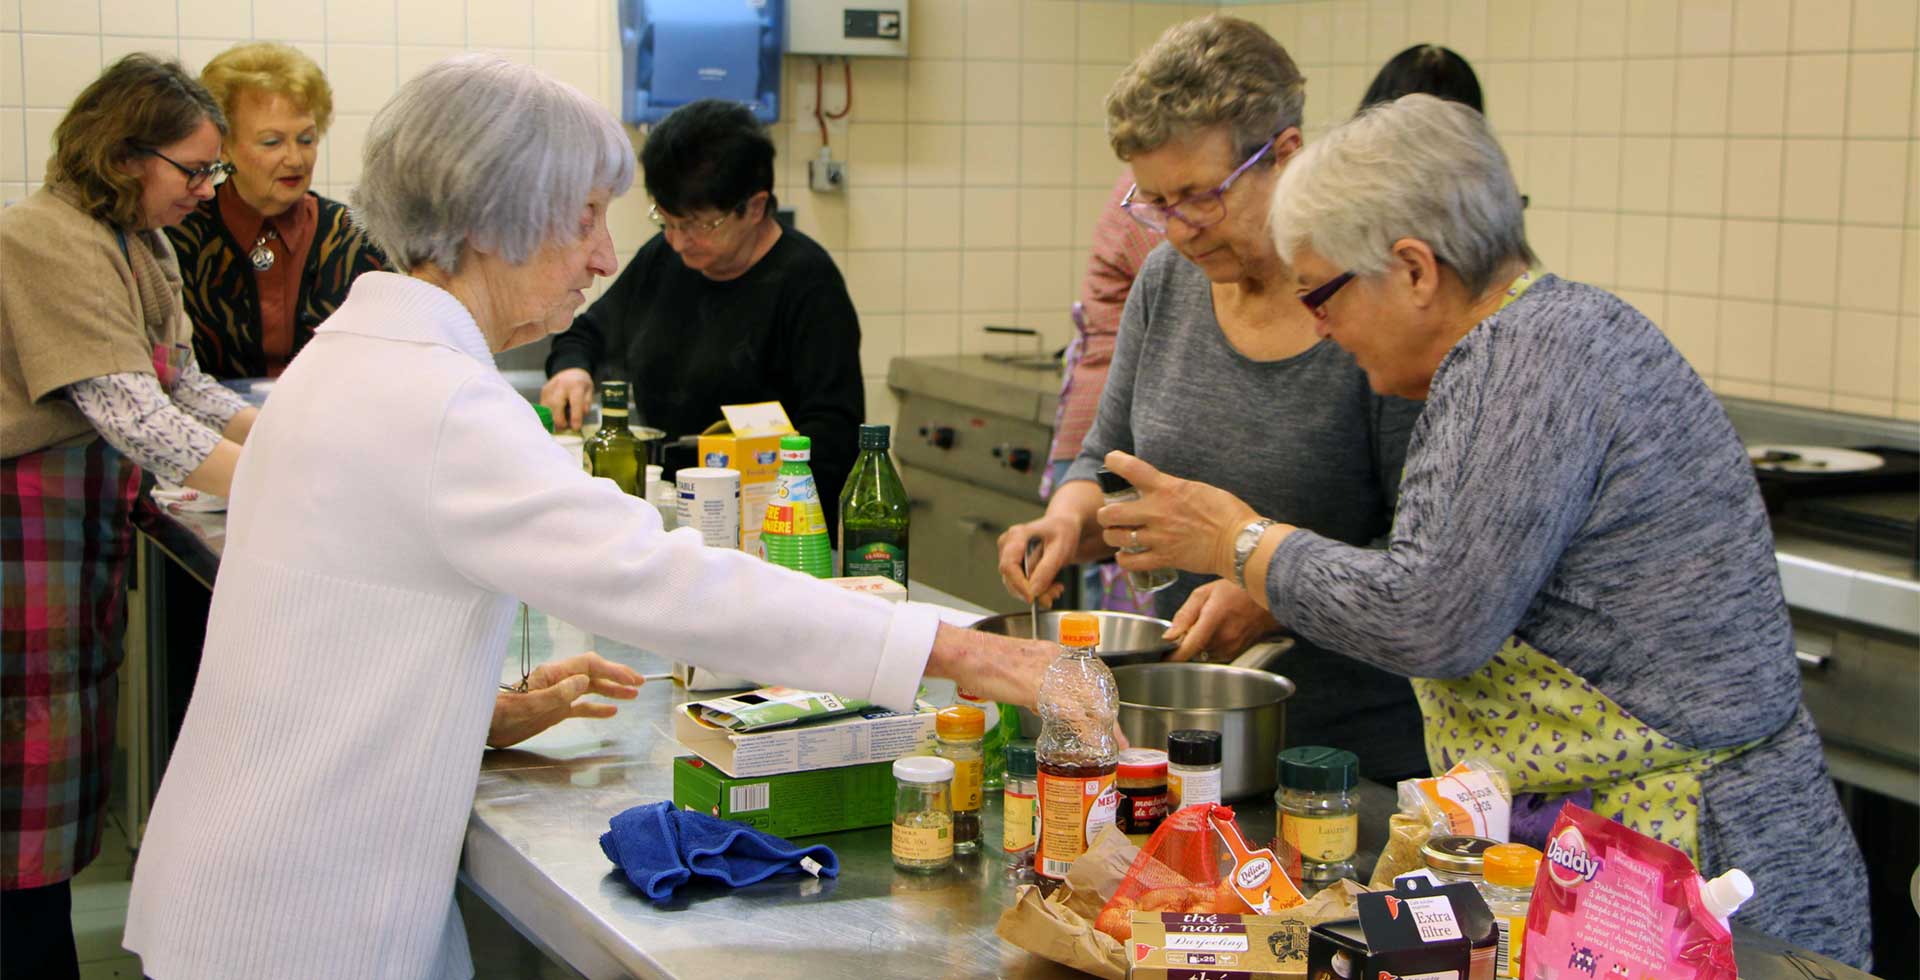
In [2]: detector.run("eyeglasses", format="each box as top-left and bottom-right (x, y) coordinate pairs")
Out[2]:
(1120, 136), (1279, 233)
(143, 148), (232, 190)
(1298, 271), (1356, 318)
(649, 203), (740, 239)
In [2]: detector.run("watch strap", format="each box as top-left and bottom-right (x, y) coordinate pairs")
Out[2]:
(1232, 518), (1277, 589)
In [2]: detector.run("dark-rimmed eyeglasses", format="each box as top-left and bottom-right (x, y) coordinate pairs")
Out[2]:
(1119, 136), (1279, 233)
(1298, 271), (1356, 318)
(142, 148), (232, 190)
(648, 203), (741, 239)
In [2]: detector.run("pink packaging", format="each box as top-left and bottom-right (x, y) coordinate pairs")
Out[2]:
(1522, 805), (1741, 980)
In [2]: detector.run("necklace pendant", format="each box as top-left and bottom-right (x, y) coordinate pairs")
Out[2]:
(250, 244), (275, 271)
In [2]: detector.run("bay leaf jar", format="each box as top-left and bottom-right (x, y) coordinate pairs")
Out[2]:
(892, 756), (956, 873)
(1275, 746), (1359, 882)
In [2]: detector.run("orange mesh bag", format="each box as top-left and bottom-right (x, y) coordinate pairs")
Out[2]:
(1092, 803), (1307, 942)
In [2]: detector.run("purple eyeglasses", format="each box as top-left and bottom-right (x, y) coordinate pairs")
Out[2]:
(1119, 137), (1279, 233)
(1298, 271), (1356, 318)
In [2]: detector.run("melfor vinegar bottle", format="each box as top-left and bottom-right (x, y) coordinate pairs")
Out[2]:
(761, 435), (833, 578)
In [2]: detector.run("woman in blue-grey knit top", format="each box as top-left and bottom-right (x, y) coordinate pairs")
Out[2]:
(1096, 94), (1871, 967)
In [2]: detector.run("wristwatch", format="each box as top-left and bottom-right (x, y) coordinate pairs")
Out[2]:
(1230, 519), (1277, 589)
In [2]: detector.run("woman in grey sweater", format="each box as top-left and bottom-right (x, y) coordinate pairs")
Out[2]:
(1098, 94), (1870, 966)
(995, 15), (1429, 783)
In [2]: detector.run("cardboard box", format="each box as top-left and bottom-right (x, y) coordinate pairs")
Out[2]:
(673, 697), (937, 777)
(695, 402), (794, 556)
(1306, 877), (1496, 980)
(827, 576), (908, 602)
(1129, 911), (1322, 979)
(670, 756), (894, 838)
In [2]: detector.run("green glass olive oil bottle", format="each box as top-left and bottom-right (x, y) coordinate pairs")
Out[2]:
(838, 424), (909, 585)
(585, 380), (641, 496)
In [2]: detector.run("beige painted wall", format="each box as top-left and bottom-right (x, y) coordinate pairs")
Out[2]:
(4, 0), (1916, 422)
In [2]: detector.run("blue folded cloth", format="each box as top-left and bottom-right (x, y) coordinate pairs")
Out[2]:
(599, 801), (839, 902)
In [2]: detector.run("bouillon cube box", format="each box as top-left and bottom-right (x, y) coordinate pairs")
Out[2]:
(671, 756), (894, 838)
(695, 401), (794, 556)
(1305, 877), (1495, 980)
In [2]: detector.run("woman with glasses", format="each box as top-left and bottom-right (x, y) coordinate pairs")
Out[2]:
(1094, 95), (1871, 967)
(0, 54), (257, 978)
(165, 42), (384, 381)
(541, 99), (864, 533)
(996, 15), (1430, 784)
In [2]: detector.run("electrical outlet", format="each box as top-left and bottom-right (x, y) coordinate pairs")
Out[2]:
(809, 148), (847, 193)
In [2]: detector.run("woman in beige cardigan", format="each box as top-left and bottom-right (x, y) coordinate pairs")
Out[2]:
(0, 54), (256, 979)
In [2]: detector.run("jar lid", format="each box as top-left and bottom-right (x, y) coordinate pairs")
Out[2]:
(858, 424), (891, 450)
(1483, 842), (1543, 887)
(1277, 746), (1358, 791)
(893, 755), (955, 784)
(936, 704), (985, 737)
(1117, 748), (1168, 779)
(1422, 834), (1500, 875)
(1094, 467), (1132, 495)
(1005, 740), (1037, 778)
(1058, 612), (1099, 648)
(1167, 729), (1222, 766)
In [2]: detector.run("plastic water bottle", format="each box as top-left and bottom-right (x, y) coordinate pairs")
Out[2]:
(761, 435), (833, 577)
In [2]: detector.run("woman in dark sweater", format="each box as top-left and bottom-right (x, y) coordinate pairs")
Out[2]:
(543, 100), (863, 532)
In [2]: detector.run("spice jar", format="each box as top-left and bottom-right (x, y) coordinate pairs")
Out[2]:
(1003, 740), (1037, 875)
(1421, 834), (1500, 887)
(1095, 468), (1177, 593)
(1276, 746), (1360, 882)
(1482, 843), (1542, 978)
(1166, 730), (1222, 812)
(935, 705), (985, 852)
(1116, 748), (1169, 837)
(892, 756), (956, 873)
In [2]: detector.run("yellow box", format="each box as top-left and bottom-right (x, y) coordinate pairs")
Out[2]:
(1129, 910), (1314, 979)
(695, 402), (794, 556)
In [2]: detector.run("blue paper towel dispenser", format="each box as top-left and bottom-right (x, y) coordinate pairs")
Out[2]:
(620, 0), (783, 126)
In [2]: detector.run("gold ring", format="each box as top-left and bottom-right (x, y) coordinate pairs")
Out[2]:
(1129, 528), (1141, 550)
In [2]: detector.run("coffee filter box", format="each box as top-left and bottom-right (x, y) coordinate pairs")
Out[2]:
(1307, 876), (1496, 980)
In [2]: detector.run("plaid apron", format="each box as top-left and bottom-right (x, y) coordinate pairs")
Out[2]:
(1, 437), (141, 887)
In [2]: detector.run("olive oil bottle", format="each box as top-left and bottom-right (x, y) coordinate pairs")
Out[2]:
(585, 379), (642, 495)
(838, 424), (909, 585)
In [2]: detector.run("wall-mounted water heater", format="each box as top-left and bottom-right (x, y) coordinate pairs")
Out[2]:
(619, 0), (784, 126)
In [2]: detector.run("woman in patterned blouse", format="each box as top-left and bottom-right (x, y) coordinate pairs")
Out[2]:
(166, 42), (384, 380)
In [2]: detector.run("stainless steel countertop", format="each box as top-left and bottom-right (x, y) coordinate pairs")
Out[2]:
(462, 600), (1868, 980)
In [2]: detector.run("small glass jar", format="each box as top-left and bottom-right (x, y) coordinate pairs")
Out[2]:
(1422, 834), (1500, 888)
(892, 756), (956, 873)
(1276, 746), (1360, 882)
(1166, 730), (1222, 812)
(935, 705), (985, 852)
(1003, 740), (1038, 877)
(1481, 843), (1542, 979)
(1095, 467), (1176, 593)
(1116, 748), (1169, 837)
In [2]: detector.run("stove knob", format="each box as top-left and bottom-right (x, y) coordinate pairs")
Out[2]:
(1004, 447), (1033, 473)
(926, 426), (955, 450)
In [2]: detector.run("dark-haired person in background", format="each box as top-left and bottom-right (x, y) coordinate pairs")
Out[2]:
(1358, 44), (1483, 113)
(540, 99), (863, 534)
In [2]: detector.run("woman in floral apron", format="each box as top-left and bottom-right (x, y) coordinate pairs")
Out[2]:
(0, 55), (256, 977)
(1095, 96), (1871, 968)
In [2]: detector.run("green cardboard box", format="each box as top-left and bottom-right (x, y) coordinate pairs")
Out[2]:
(671, 756), (895, 838)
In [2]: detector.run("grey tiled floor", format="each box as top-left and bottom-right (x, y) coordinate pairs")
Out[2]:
(73, 819), (579, 979)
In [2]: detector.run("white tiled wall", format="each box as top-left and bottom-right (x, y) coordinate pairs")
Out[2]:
(4, 0), (1917, 422)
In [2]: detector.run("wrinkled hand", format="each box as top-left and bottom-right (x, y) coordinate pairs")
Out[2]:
(540, 368), (595, 432)
(487, 652), (645, 748)
(1165, 580), (1280, 662)
(996, 514), (1078, 607)
(1095, 451), (1257, 581)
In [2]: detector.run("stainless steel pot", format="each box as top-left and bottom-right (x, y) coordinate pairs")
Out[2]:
(1113, 640), (1295, 802)
(969, 609), (1177, 667)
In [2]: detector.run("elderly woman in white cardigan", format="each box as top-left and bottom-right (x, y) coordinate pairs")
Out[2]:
(124, 55), (1057, 979)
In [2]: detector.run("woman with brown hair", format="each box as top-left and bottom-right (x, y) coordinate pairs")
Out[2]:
(166, 42), (384, 380)
(0, 54), (258, 977)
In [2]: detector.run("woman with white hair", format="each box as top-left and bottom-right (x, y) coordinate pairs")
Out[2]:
(1094, 94), (1871, 966)
(122, 55), (1057, 978)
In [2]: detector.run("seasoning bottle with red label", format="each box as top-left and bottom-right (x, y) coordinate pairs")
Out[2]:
(1034, 612), (1119, 881)
(1116, 748), (1168, 839)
